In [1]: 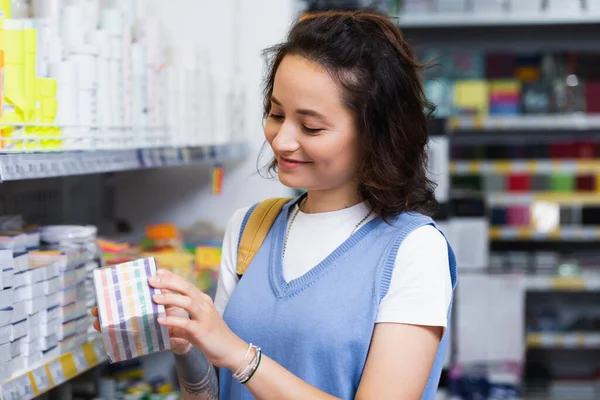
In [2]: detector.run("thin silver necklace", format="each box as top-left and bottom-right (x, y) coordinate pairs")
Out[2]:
(283, 197), (373, 258)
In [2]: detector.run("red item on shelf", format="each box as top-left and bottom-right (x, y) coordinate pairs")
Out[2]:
(508, 174), (531, 192)
(550, 142), (576, 159)
(507, 206), (530, 226)
(585, 82), (600, 113)
(577, 175), (596, 191)
(574, 141), (597, 159)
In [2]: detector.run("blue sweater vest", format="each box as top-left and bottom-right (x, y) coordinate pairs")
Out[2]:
(220, 198), (457, 400)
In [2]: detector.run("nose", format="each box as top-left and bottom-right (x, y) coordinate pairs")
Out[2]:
(271, 120), (300, 154)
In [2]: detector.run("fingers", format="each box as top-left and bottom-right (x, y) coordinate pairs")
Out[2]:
(93, 319), (101, 332)
(153, 292), (199, 320)
(91, 307), (98, 317)
(148, 269), (199, 299)
(157, 315), (194, 333)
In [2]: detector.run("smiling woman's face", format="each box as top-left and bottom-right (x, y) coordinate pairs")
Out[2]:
(264, 54), (360, 192)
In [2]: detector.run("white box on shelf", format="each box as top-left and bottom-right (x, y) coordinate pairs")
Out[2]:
(2, 268), (13, 289)
(11, 355), (24, 374)
(0, 307), (11, 326)
(0, 233), (27, 251)
(43, 262), (60, 280)
(42, 345), (60, 361)
(40, 305), (60, 325)
(0, 288), (13, 309)
(44, 277), (62, 295)
(0, 324), (11, 345)
(24, 351), (42, 368)
(0, 360), (13, 381)
(10, 338), (21, 358)
(18, 335), (41, 356)
(41, 318), (60, 337)
(0, 343), (10, 364)
(14, 252), (29, 272)
(10, 319), (28, 341)
(0, 250), (13, 286)
(15, 281), (45, 302)
(40, 334), (58, 351)
(11, 301), (26, 323)
(47, 291), (60, 309)
(57, 318), (78, 340)
(23, 296), (47, 315)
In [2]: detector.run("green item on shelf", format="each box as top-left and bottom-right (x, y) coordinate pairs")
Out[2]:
(452, 175), (482, 191)
(550, 173), (574, 192)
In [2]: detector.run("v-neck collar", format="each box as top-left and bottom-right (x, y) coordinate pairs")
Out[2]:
(269, 195), (382, 298)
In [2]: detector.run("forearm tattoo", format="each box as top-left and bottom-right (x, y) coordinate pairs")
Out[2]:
(174, 347), (219, 399)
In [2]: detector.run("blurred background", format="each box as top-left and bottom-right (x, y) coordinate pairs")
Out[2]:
(0, 0), (599, 399)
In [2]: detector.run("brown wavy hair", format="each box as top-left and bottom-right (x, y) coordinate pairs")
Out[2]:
(262, 10), (438, 218)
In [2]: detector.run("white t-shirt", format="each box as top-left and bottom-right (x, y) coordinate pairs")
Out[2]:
(214, 202), (452, 329)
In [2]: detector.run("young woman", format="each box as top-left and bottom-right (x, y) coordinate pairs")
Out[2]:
(93, 10), (456, 400)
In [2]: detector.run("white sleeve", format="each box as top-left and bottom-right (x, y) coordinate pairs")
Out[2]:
(214, 206), (252, 316)
(376, 225), (452, 331)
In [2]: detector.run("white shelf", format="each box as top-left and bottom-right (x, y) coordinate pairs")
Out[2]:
(450, 160), (600, 175)
(0, 142), (247, 182)
(489, 226), (600, 241)
(526, 275), (600, 292)
(448, 115), (600, 131)
(527, 332), (600, 349)
(398, 12), (600, 28)
(0, 337), (107, 400)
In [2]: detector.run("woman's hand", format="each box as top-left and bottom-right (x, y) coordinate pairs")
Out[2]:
(90, 293), (195, 356)
(149, 269), (248, 370)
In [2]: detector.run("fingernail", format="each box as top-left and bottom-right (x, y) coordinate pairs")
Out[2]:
(156, 269), (167, 276)
(153, 294), (164, 302)
(157, 317), (166, 324)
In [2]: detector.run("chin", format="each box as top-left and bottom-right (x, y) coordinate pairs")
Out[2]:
(277, 173), (310, 190)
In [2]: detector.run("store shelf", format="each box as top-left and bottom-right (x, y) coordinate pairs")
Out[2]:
(448, 115), (600, 132)
(527, 332), (600, 349)
(526, 275), (600, 292)
(0, 142), (247, 182)
(489, 226), (600, 241)
(450, 160), (600, 175)
(397, 13), (600, 28)
(487, 193), (600, 206)
(0, 337), (107, 400)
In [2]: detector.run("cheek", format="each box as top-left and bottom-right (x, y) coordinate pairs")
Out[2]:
(264, 120), (278, 145)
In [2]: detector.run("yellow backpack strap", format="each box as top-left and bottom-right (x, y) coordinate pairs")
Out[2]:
(236, 197), (292, 277)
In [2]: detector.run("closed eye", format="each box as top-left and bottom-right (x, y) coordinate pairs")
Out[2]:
(268, 113), (284, 121)
(301, 126), (323, 134)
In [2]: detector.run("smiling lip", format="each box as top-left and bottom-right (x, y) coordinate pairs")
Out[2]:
(278, 156), (311, 170)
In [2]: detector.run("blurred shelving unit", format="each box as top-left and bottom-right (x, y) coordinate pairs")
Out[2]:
(1, 336), (106, 400)
(397, 0), (600, 398)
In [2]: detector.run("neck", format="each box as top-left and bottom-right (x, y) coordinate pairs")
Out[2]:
(302, 186), (363, 214)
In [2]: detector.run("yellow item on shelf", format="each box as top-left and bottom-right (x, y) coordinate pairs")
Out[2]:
(489, 79), (520, 95)
(0, 49), (4, 119)
(196, 246), (222, 270)
(23, 27), (36, 121)
(2, 19), (27, 123)
(453, 80), (489, 117)
(0, 0), (10, 19)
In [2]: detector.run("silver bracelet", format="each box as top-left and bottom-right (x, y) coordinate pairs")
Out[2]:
(233, 345), (261, 383)
(232, 343), (253, 378)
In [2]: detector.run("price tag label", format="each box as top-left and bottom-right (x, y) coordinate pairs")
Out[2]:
(71, 348), (88, 372)
(47, 360), (66, 386)
(32, 367), (51, 393)
(1, 381), (19, 400)
(584, 334), (600, 347)
(562, 334), (580, 348)
(19, 375), (34, 398)
(540, 333), (555, 347)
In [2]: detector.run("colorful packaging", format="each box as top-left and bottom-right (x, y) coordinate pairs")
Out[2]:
(93, 257), (170, 363)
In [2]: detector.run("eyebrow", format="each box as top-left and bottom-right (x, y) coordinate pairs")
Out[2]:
(271, 96), (331, 123)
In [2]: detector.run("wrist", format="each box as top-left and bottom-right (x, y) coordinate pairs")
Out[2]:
(225, 338), (251, 371)
(172, 343), (193, 356)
